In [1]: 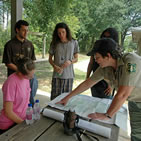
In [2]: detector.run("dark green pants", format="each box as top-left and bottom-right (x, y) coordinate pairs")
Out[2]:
(128, 101), (141, 141)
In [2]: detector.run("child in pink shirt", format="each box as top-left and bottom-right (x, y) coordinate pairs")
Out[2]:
(0, 57), (35, 131)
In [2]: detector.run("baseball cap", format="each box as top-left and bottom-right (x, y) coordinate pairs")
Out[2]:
(87, 38), (117, 56)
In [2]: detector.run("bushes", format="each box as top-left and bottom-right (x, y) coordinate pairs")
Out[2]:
(0, 27), (10, 56)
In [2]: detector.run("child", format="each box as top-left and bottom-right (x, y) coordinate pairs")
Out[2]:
(0, 57), (35, 133)
(49, 22), (79, 100)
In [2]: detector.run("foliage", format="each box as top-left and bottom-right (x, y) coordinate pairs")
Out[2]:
(23, 0), (80, 53)
(119, 0), (141, 48)
(0, 0), (10, 27)
(0, 26), (10, 56)
(124, 35), (138, 52)
(0, 0), (10, 56)
(71, 0), (141, 52)
(71, 0), (125, 52)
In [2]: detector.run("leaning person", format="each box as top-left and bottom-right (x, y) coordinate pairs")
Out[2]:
(57, 38), (141, 141)
(49, 22), (79, 100)
(0, 57), (35, 133)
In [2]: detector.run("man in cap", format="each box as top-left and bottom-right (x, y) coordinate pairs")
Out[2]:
(57, 38), (141, 141)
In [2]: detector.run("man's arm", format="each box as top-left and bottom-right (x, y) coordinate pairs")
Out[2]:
(88, 86), (134, 120)
(2, 42), (18, 72)
(31, 43), (36, 60)
(86, 56), (93, 79)
(56, 78), (97, 105)
(6, 63), (18, 72)
(106, 86), (134, 117)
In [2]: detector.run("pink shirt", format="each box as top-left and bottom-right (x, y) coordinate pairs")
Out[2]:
(0, 73), (31, 130)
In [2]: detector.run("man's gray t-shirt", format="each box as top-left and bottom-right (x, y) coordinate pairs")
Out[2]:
(49, 39), (79, 79)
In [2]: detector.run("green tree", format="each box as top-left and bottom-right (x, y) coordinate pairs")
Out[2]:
(23, 0), (80, 53)
(72, 0), (141, 52)
(120, 0), (141, 48)
(0, 0), (10, 55)
(23, 0), (141, 53)
(72, 0), (124, 51)
(0, 0), (10, 28)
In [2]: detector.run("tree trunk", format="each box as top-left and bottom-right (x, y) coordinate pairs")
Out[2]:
(90, 35), (95, 49)
(2, 1), (5, 29)
(121, 29), (128, 49)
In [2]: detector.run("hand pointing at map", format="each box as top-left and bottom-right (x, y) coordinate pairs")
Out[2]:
(56, 78), (95, 105)
(56, 95), (71, 105)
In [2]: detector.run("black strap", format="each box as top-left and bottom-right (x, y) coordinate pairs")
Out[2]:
(74, 129), (99, 141)
(112, 88), (116, 96)
(81, 131), (99, 141)
(75, 129), (82, 141)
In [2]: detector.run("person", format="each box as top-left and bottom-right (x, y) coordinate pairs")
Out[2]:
(0, 57), (35, 133)
(57, 38), (141, 141)
(86, 28), (119, 98)
(2, 20), (38, 105)
(49, 22), (79, 100)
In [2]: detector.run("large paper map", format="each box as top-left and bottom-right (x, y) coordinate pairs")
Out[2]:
(48, 93), (128, 130)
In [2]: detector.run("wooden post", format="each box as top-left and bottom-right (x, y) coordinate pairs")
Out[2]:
(42, 35), (47, 58)
(11, 0), (23, 39)
(132, 29), (141, 56)
(138, 39), (141, 56)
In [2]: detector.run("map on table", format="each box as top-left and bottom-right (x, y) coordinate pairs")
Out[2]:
(48, 93), (128, 130)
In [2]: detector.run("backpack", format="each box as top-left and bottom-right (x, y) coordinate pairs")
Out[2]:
(63, 110), (79, 136)
(63, 110), (99, 141)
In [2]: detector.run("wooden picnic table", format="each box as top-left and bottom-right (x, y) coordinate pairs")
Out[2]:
(0, 108), (119, 141)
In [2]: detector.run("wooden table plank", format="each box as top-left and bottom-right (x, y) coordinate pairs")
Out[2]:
(37, 121), (81, 141)
(0, 116), (55, 141)
(0, 107), (119, 141)
(91, 120), (119, 141)
(37, 121), (119, 141)
(42, 106), (119, 141)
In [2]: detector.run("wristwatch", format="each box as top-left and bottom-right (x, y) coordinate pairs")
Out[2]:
(104, 113), (112, 119)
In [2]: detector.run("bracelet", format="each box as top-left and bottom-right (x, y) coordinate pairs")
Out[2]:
(104, 113), (112, 119)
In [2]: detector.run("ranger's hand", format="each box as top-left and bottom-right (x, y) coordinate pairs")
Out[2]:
(88, 113), (110, 120)
(56, 96), (69, 106)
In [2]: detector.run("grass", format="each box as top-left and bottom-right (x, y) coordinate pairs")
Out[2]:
(77, 53), (89, 61)
(0, 63), (7, 88)
(0, 54), (91, 95)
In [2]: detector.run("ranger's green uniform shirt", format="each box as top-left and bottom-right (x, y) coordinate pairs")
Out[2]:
(90, 53), (141, 102)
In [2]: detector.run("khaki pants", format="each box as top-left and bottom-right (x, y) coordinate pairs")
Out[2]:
(128, 101), (141, 141)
